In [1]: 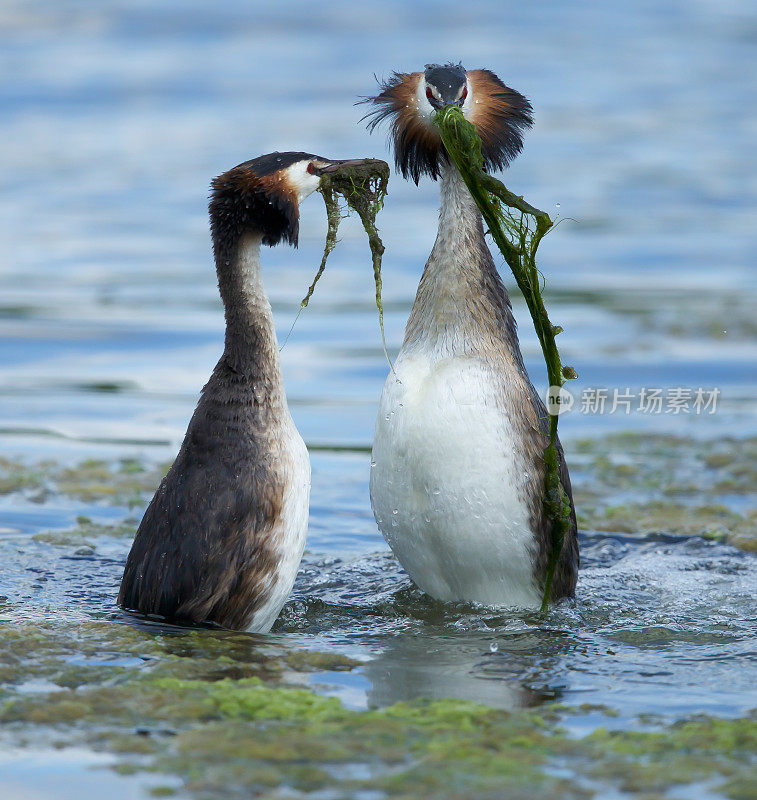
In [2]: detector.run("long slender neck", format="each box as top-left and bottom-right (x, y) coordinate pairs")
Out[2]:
(437, 160), (487, 254)
(214, 233), (285, 403)
(403, 162), (522, 364)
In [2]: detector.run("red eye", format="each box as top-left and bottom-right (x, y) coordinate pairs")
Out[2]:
(426, 87), (433, 100)
(461, 86), (468, 101)
(306, 162), (316, 175)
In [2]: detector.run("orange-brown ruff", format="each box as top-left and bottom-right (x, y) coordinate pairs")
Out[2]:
(362, 67), (533, 182)
(365, 64), (578, 606)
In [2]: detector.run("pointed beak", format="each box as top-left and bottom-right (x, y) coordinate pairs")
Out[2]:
(440, 95), (466, 110)
(318, 158), (372, 175)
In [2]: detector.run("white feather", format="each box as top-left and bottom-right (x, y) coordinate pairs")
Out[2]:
(285, 160), (321, 202)
(369, 163), (541, 609)
(246, 416), (310, 633)
(370, 351), (540, 608)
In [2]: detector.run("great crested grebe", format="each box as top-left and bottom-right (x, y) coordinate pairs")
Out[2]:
(119, 152), (367, 632)
(364, 63), (579, 608)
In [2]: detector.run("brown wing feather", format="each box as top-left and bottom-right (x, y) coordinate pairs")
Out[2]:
(118, 370), (285, 629)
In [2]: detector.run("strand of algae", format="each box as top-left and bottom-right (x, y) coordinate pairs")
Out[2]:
(434, 106), (577, 610)
(281, 182), (342, 346)
(283, 160), (392, 367)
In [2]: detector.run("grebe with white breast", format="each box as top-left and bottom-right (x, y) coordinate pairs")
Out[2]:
(119, 152), (369, 631)
(364, 64), (579, 608)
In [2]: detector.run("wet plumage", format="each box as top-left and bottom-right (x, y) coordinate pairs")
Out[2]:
(119, 152), (344, 631)
(365, 64), (578, 606)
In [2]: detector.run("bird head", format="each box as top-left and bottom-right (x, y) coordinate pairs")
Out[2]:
(209, 152), (367, 253)
(361, 63), (533, 184)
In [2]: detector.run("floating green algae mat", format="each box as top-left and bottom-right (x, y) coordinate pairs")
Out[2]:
(1, 611), (754, 800)
(0, 455), (171, 506)
(434, 106), (576, 609)
(1, 437), (755, 800)
(571, 433), (757, 497)
(32, 515), (139, 548)
(2, 432), (755, 553)
(0, 618), (360, 695)
(570, 433), (757, 551)
(580, 501), (757, 552)
(1, 641), (755, 800)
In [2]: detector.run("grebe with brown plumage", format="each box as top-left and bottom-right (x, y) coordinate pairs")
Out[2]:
(364, 63), (579, 608)
(119, 152), (369, 632)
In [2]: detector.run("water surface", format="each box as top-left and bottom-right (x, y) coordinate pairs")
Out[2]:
(1, 1), (755, 797)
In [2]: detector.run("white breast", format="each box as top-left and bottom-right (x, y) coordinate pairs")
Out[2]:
(246, 416), (310, 633)
(369, 349), (541, 608)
